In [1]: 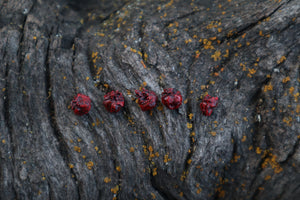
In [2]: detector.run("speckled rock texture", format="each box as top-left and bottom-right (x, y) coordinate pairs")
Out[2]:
(0, 0), (299, 199)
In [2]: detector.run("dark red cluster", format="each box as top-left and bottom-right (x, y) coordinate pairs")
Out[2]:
(135, 88), (158, 111)
(161, 88), (182, 110)
(103, 90), (125, 113)
(71, 94), (91, 116)
(200, 95), (219, 116)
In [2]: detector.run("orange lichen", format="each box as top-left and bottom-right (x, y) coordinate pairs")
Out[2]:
(264, 175), (271, 180)
(263, 83), (273, 92)
(277, 56), (286, 64)
(187, 123), (193, 129)
(86, 161), (94, 170)
(164, 154), (171, 163)
(152, 168), (157, 176)
(261, 153), (283, 174)
(210, 131), (217, 136)
(73, 146), (81, 153)
(211, 50), (221, 61)
(256, 147), (262, 154)
(104, 177), (111, 183)
(283, 116), (292, 126)
(111, 185), (119, 194)
(151, 192), (156, 199)
(282, 77), (290, 83)
(289, 87), (294, 94)
(241, 135), (247, 142)
(130, 147), (135, 152)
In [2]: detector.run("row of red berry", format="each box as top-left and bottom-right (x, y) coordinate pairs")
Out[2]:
(71, 88), (219, 116)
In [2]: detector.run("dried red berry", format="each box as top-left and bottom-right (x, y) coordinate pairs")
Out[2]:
(161, 88), (182, 110)
(200, 95), (219, 116)
(71, 94), (91, 116)
(135, 88), (158, 111)
(103, 90), (125, 113)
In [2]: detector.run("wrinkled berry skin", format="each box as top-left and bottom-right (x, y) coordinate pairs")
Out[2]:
(103, 90), (125, 113)
(71, 94), (91, 116)
(200, 95), (219, 116)
(135, 88), (158, 111)
(161, 88), (182, 110)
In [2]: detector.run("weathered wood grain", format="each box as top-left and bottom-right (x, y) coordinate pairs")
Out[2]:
(0, 0), (299, 199)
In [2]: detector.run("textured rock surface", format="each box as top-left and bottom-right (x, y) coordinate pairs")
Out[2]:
(0, 0), (299, 199)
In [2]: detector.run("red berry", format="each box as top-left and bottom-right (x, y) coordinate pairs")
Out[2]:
(200, 95), (219, 116)
(161, 88), (182, 110)
(135, 88), (158, 111)
(71, 94), (91, 116)
(103, 90), (125, 113)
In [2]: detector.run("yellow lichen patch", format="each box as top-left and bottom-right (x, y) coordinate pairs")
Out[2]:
(164, 154), (171, 163)
(283, 116), (292, 126)
(104, 177), (111, 183)
(289, 87), (294, 94)
(151, 192), (156, 199)
(296, 105), (300, 113)
(196, 187), (202, 194)
(259, 30), (264, 36)
(2, 139), (5, 144)
(180, 171), (187, 181)
(141, 60), (147, 68)
(185, 39), (192, 44)
(211, 50), (221, 61)
(73, 146), (81, 153)
(261, 153), (283, 174)
(130, 48), (137, 53)
(210, 131), (217, 136)
(256, 147), (262, 154)
(33, 36), (37, 40)
(264, 175), (271, 180)
(152, 168), (157, 176)
(86, 161), (94, 170)
(129, 147), (135, 152)
(294, 92), (299, 102)
(277, 56), (286, 64)
(223, 49), (229, 57)
(240, 63), (246, 71)
(241, 135), (247, 142)
(263, 83), (273, 92)
(247, 68), (257, 77)
(187, 159), (192, 165)
(190, 132), (195, 137)
(68, 164), (74, 169)
(189, 113), (194, 120)
(282, 77), (290, 83)
(111, 185), (119, 194)
(216, 187), (225, 198)
(86, 77), (90, 81)
(187, 123), (193, 129)
(230, 154), (240, 163)
(116, 166), (121, 172)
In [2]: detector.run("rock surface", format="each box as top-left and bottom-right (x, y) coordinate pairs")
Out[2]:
(0, 0), (299, 199)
